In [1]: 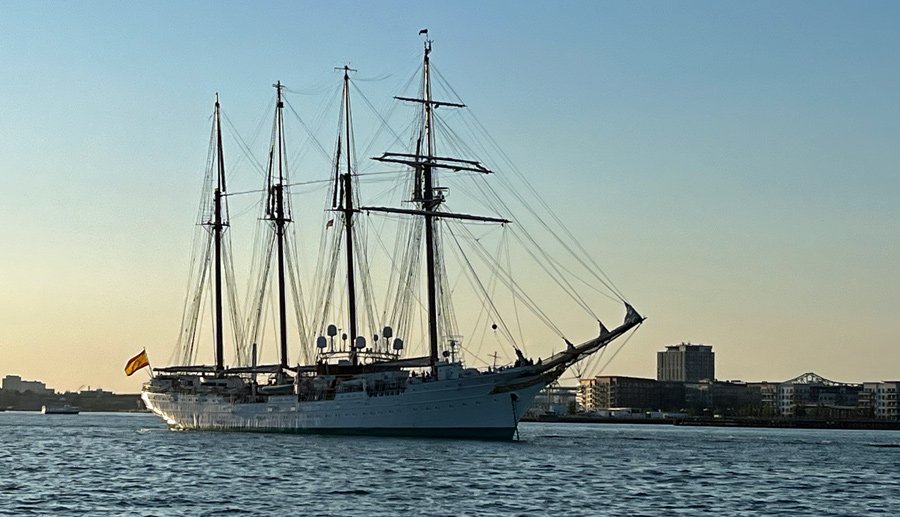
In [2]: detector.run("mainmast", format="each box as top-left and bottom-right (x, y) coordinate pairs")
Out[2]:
(269, 81), (291, 370)
(213, 94), (227, 372)
(338, 65), (361, 365)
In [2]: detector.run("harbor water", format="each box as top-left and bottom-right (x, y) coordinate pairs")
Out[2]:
(1, 412), (897, 515)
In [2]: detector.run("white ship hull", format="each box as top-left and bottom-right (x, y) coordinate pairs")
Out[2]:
(142, 368), (551, 440)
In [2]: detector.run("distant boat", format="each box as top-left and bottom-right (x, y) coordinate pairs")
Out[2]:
(142, 35), (643, 440)
(41, 405), (80, 415)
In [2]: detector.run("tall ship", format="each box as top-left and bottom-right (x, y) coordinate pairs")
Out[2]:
(142, 34), (644, 440)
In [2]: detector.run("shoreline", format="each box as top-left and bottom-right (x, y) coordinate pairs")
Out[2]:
(524, 415), (900, 431)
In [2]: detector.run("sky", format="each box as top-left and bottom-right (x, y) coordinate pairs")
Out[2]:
(1, 1), (898, 393)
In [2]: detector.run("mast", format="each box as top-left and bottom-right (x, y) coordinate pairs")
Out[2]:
(370, 33), (500, 375)
(339, 65), (360, 365)
(271, 81), (290, 370)
(213, 94), (226, 372)
(421, 39), (440, 375)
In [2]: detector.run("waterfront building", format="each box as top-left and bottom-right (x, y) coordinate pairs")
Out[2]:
(574, 364), (894, 420)
(682, 380), (761, 415)
(657, 343), (715, 382)
(858, 382), (879, 416)
(577, 378), (598, 412)
(711, 381), (761, 414)
(747, 381), (779, 415)
(778, 383), (797, 417)
(0, 375), (54, 395)
(578, 376), (660, 412)
(875, 382), (899, 420)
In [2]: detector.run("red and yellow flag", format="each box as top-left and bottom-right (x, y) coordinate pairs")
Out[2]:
(124, 349), (150, 376)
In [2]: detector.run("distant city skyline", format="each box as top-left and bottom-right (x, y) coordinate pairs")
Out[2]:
(2, 1), (898, 392)
(2, 336), (895, 394)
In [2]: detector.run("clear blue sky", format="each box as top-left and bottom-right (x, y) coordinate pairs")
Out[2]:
(1, 1), (898, 392)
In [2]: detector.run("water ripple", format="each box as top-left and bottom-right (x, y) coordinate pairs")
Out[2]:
(1, 413), (899, 515)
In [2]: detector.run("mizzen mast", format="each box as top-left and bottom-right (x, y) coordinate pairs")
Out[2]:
(371, 32), (500, 375)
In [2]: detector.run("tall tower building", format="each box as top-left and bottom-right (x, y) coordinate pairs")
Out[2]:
(657, 343), (715, 382)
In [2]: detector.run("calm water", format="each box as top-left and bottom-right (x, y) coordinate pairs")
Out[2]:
(1, 412), (898, 516)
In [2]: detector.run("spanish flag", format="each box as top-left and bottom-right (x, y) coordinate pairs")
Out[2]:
(124, 349), (151, 376)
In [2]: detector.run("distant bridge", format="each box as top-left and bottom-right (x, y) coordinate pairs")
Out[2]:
(782, 372), (854, 387)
